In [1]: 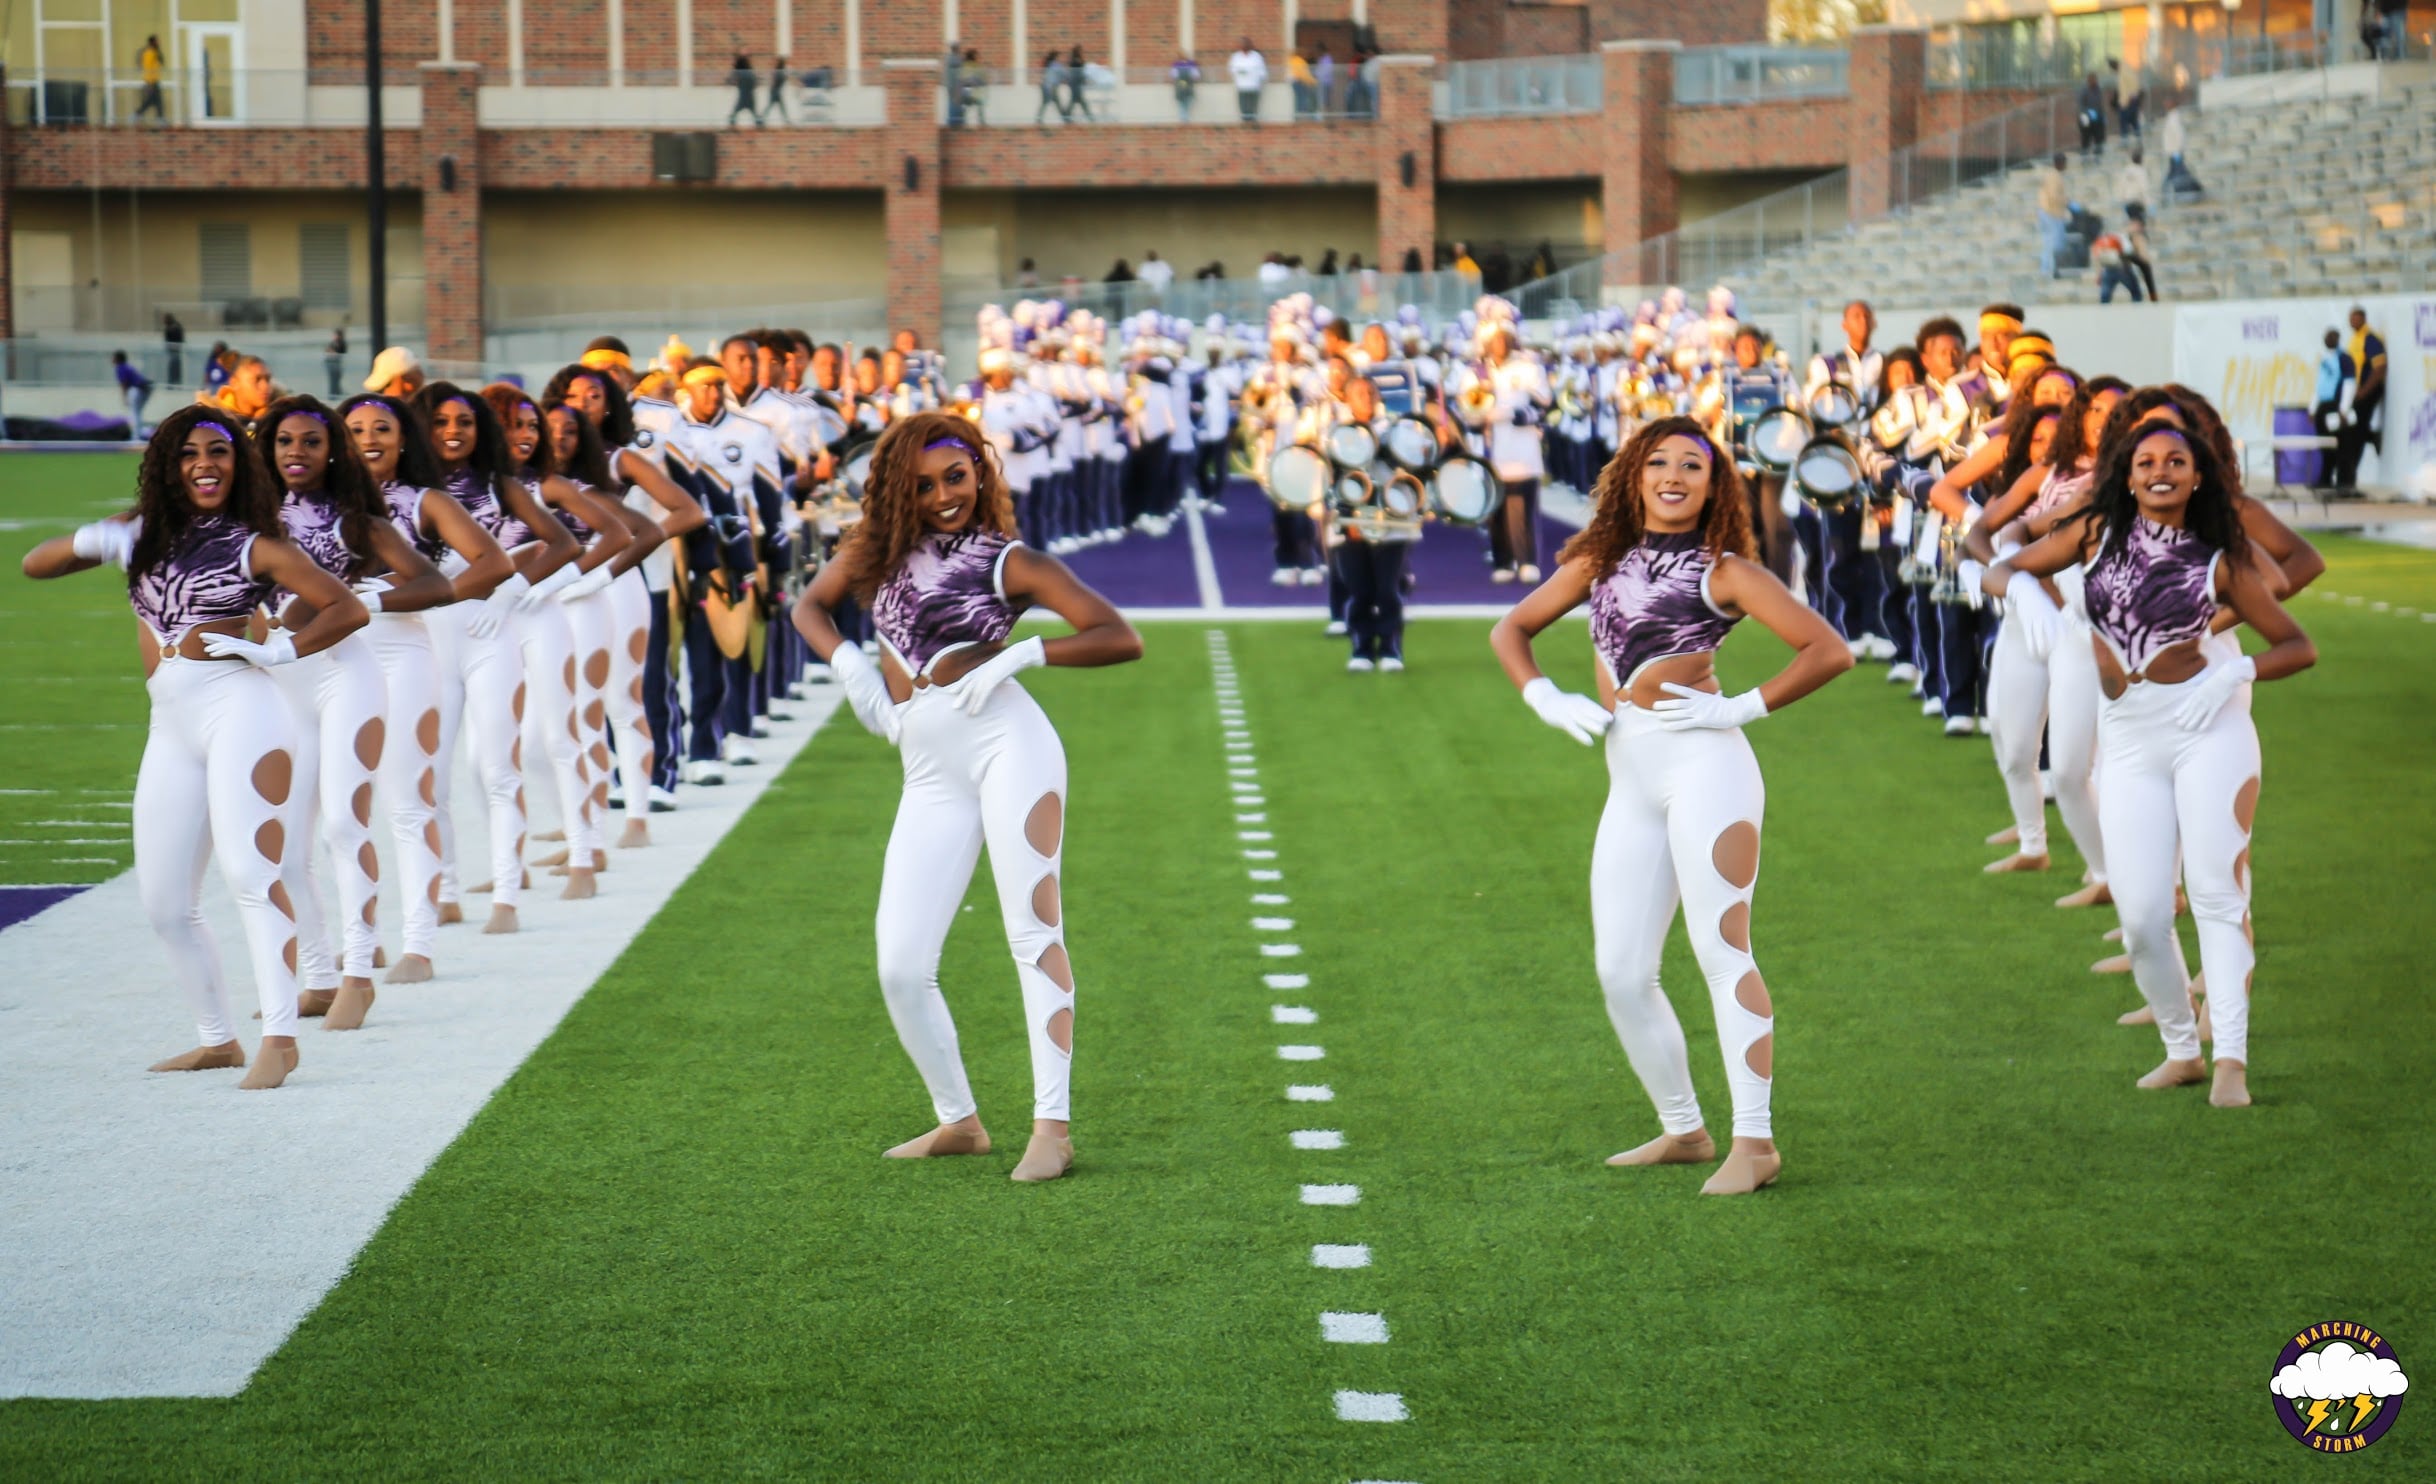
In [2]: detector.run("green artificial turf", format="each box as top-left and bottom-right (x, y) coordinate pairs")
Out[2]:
(3, 453), (2430, 1479)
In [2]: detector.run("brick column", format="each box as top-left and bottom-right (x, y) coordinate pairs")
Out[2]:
(882, 60), (943, 347)
(0, 64), (15, 346)
(1372, 55), (1435, 281)
(1600, 40), (1675, 292)
(418, 62), (484, 369)
(1847, 27), (1927, 223)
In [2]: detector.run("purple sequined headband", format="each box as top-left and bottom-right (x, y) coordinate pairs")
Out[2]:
(194, 419), (234, 442)
(925, 437), (976, 457)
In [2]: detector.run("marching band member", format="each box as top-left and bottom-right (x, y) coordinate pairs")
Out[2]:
(1077, 319), (1129, 544)
(1805, 301), (1892, 658)
(670, 358), (782, 782)
(1987, 421), (2315, 1108)
(721, 333), (814, 715)
(253, 396), (449, 1030)
(1866, 346), (1931, 693)
(1196, 324), (1242, 513)
(1490, 417), (1853, 1193)
(974, 342), (1051, 548)
(413, 382), (580, 934)
(338, 391), (514, 976)
(1245, 324), (1321, 584)
(1450, 308), (1553, 584)
(23, 407), (369, 1086)
(1163, 320), (1199, 526)
(791, 411), (1143, 1183)
(1721, 324), (1797, 586)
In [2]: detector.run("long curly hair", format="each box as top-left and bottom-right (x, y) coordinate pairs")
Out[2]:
(251, 394), (385, 582)
(835, 411), (1017, 602)
(2082, 418), (2249, 565)
(2161, 383), (2246, 497)
(539, 364), (639, 448)
(128, 403), (285, 583)
(481, 382), (553, 480)
(1557, 416), (1754, 576)
(411, 381), (516, 494)
(1995, 404), (2063, 495)
(2046, 375), (2131, 475)
(546, 402), (614, 490)
(336, 392), (447, 490)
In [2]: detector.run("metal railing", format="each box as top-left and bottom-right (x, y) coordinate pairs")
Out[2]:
(944, 65), (1386, 125)
(1674, 46), (1849, 106)
(941, 268), (1487, 334)
(9, 281), (426, 339)
(1436, 54), (1601, 119)
(483, 282), (887, 336)
(1927, 34), (2103, 92)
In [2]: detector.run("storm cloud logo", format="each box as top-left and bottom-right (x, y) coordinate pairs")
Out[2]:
(2270, 1323), (2409, 1451)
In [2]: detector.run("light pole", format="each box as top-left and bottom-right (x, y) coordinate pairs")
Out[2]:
(367, 0), (388, 360)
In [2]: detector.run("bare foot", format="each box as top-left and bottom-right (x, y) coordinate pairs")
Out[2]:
(2195, 993), (2213, 1045)
(437, 901), (464, 926)
(2118, 1004), (2156, 1025)
(618, 819), (651, 849)
(885, 1116), (991, 1158)
(326, 982), (375, 1031)
(297, 989), (337, 1018)
(484, 905), (519, 935)
(238, 1038), (299, 1090)
(1700, 1137), (1782, 1195)
(386, 954), (434, 984)
(467, 879), (492, 894)
(1605, 1130), (1716, 1167)
(1984, 852), (2051, 874)
(1985, 825), (2019, 847)
(149, 1041), (245, 1073)
(1011, 1122), (1074, 1182)
(2102, 926), (2123, 943)
(560, 868), (597, 902)
(533, 848), (570, 869)
(2210, 1059), (2251, 1108)
(2136, 1056), (2207, 1090)
(592, 849), (609, 872)
(2055, 880), (2113, 908)
(2091, 954), (2131, 974)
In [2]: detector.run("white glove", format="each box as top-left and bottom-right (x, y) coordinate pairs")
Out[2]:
(1522, 676), (1613, 746)
(201, 630), (298, 669)
(469, 573), (529, 639)
(2339, 408), (2357, 428)
(947, 635), (1047, 716)
(71, 520), (136, 568)
(555, 564), (616, 604)
(1653, 682), (1769, 732)
(350, 579), (388, 616)
(2005, 571), (2061, 661)
(518, 563), (582, 609)
(1957, 558), (1987, 596)
(2174, 654), (2255, 731)
(828, 643), (900, 744)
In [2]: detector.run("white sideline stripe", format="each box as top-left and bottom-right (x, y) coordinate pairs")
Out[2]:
(1301, 1184), (1360, 1206)
(1236, 794), (1267, 807)
(1183, 499), (1227, 610)
(1258, 941), (1299, 955)
(1251, 916), (1293, 930)
(1291, 1129), (1344, 1150)
(1287, 1084), (1334, 1101)
(1227, 767), (1258, 778)
(1229, 781), (1258, 793)
(1264, 972), (1309, 988)
(1312, 1244), (1371, 1269)
(1248, 869), (1283, 882)
(1238, 830), (1273, 842)
(1334, 1390), (1407, 1422)
(1321, 1312), (1389, 1344)
(0, 690), (845, 1399)
(1271, 1006), (1317, 1024)
(1251, 893), (1288, 905)
(1243, 849), (1278, 861)
(1235, 812), (1268, 824)
(1277, 1045), (1324, 1061)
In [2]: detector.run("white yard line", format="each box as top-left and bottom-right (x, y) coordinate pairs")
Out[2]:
(1183, 499), (1228, 610)
(0, 690), (842, 1398)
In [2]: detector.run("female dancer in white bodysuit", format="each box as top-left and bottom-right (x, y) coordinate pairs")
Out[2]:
(1988, 421), (2315, 1108)
(792, 411), (1142, 1185)
(412, 383), (580, 934)
(253, 395), (452, 1029)
(1490, 417), (1854, 1195)
(545, 401), (669, 859)
(483, 383), (632, 899)
(21, 406), (368, 1087)
(338, 393), (514, 975)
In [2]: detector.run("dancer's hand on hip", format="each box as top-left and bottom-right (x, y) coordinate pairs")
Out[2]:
(1652, 682), (1767, 732)
(1522, 676), (1612, 746)
(2173, 654), (2254, 731)
(828, 645), (901, 744)
(200, 631), (298, 669)
(946, 636), (1046, 716)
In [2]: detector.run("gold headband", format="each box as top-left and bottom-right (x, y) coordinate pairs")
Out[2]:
(580, 349), (632, 373)
(1980, 311), (2024, 334)
(681, 365), (727, 388)
(2008, 335), (2056, 369)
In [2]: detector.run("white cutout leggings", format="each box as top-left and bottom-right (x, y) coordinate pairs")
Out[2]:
(362, 611), (444, 958)
(135, 657), (302, 1042)
(604, 569), (655, 828)
(1987, 602), (2107, 874)
(560, 584), (619, 845)
(272, 634), (389, 984)
(516, 602), (596, 865)
(427, 601), (527, 910)
(1591, 705), (1775, 1140)
(2097, 674), (2260, 1066)
(875, 681), (1074, 1124)
(1986, 607), (2054, 857)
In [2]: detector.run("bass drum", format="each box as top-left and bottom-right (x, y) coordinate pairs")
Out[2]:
(1264, 444), (1331, 511)
(1380, 416), (1438, 473)
(840, 436), (880, 499)
(1325, 421), (1379, 471)
(1428, 454), (1498, 526)
(1379, 471), (1427, 520)
(1806, 381), (1862, 430)
(1746, 406), (1812, 473)
(805, 401), (850, 453)
(1792, 435), (1865, 510)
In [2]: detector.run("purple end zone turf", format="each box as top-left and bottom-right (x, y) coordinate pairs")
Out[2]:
(1200, 478), (1572, 608)
(0, 885), (91, 933)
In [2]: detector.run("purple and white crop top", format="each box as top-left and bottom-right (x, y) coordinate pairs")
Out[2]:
(2027, 466), (2092, 525)
(385, 481), (451, 568)
(1589, 530), (1739, 688)
(2082, 516), (2220, 676)
(543, 477), (595, 542)
(446, 467), (534, 551)
(128, 512), (273, 646)
(276, 491), (357, 609)
(871, 529), (1023, 677)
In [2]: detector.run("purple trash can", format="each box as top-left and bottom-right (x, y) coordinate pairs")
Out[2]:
(2272, 405), (2323, 487)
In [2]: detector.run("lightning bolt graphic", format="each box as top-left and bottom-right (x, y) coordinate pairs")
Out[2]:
(2352, 1394), (2376, 1431)
(2305, 1399), (2335, 1436)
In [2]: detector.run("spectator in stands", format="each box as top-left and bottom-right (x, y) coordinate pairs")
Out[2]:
(1289, 51), (1318, 118)
(2113, 147), (2149, 224)
(2036, 152), (2072, 279)
(210, 354), (274, 421)
(1523, 240), (1558, 280)
(1345, 52), (1377, 118)
(1452, 242), (1481, 281)
(1257, 253), (1292, 288)
(2122, 205), (2159, 302)
(2314, 329), (2360, 492)
(324, 326), (349, 398)
(945, 39), (966, 126)
(1067, 46), (1097, 121)
(961, 50), (988, 125)
(1105, 258), (1136, 285)
(1196, 261), (1226, 282)
(136, 36), (167, 124)
(2344, 305), (2388, 487)
(729, 54), (763, 127)
(162, 313), (185, 384)
(2093, 226), (2142, 303)
(1317, 247), (1341, 277)
(363, 346), (425, 400)
(1401, 247), (1424, 275)
(2109, 58), (2143, 142)
(1484, 245), (1515, 293)
(203, 342), (232, 395)
(1353, 255), (1379, 313)
(1230, 40), (1267, 122)
(1316, 50), (1337, 115)
(765, 57), (792, 125)
(1016, 258), (1041, 288)
(114, 351), (153, 435)
(2076, 74), (2107, 158)
(1139, 250), (1175, 298)
(1038, 50), (1071, 124)
(1172, 55), (1200, 121)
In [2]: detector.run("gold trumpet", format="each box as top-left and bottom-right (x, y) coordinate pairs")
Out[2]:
(1458, 379), (1497, 422)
